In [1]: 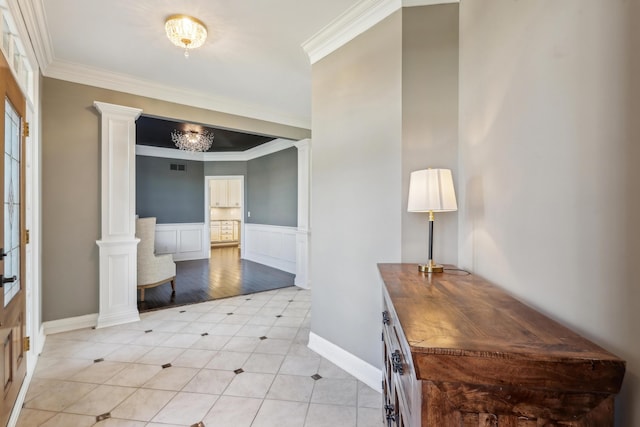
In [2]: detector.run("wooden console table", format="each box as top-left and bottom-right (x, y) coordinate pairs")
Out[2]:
(379, 263), (625, 427)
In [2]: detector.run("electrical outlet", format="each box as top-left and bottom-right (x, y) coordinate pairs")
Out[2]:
(247, 211), (251, 217)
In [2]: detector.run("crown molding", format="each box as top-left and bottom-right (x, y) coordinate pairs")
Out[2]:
(15, 0), (54, 70)
(135, 138), (296, 162)
(45, 59), (310, 129)
(302, 0), (458, 64)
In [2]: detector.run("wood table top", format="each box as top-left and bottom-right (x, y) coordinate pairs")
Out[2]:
(378, 263), (625, 393)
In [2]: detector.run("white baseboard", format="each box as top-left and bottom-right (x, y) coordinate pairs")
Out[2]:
(42, 313), (98, 335)
(308, 332), (382, 392)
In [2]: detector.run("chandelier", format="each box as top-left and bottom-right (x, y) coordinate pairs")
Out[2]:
(165, 14), (208, 58)
(171, 129), (214, 152)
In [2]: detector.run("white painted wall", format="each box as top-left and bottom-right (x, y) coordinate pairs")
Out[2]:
(458, 1), (639, 425)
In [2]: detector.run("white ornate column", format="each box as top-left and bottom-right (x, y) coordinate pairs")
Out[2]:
(294, 139), (311, 288)
(94, 101), (142, 328)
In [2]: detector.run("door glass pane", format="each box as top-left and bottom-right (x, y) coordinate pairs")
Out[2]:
(4, 98), (20, 307)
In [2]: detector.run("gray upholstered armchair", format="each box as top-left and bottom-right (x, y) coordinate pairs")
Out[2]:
(136, 217), (176, 301)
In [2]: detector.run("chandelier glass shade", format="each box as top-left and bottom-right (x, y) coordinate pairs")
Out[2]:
(165, 14), (208, 57)
(171, 129), (214, 152)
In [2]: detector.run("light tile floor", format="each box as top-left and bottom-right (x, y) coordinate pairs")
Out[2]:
(18, 287), (384, 427)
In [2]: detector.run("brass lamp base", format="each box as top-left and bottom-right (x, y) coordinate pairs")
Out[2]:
(418, 261), (443, 273)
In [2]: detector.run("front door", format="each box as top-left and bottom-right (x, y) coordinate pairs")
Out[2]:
(0, 49), (27, 426)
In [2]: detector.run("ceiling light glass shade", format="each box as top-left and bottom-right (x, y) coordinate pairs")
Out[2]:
(171, 129), (214, 152)
(165, 14), (208, 57)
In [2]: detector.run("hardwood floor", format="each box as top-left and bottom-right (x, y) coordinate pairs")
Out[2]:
(137, 246), (295, 312)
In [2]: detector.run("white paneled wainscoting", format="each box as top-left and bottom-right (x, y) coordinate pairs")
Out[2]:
(244, 224), (297, 274)
(154, 223), (209, 261)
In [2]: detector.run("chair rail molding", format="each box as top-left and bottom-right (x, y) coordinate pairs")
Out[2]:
(94, 101), (142, 328)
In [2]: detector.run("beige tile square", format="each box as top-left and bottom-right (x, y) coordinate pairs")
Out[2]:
(255, 338), (292, 355)
(151, 391), (218, 425)
(197, 312), (228, 323)
(104, 344), (153, 362)
(252, 399), (309, 427)
(96, 419), (147, 427)
(208, 323), (244, 336)
(357, 382), (382, 408)
(64, 384), (135, 416)
(110, 388), (176, 421)
(246, 315), (278, 326)
(224, 372), (275, 399)
(357, 406), (384, 427)
(305, 403), (357, 427)
(311, 378), (358, 406)
(202, 395), (262, 427)
(159, 332), (202, 348)
(273, 316), (305, 328)
(153, 320), (190, 333)
(182, 368), (235, 394)
(40, 413), (96, 427)
(190, 335), (231, 350)
(220, 313), (252, 325)
(33, 357), (93, 380)
(179, 321), (216, 334)
(222, 336), (260, 352)
(135, 346), (184, 365)
(266, 374), (315, 402)
(317, 358), (353, 379)
(279, 355), (321, 376)
(70, 360), (128, 383)
(242, 353), (284, 374)
(267, 326), (299, 339)
(235, 324), (271, 338)
(134, 331), (175, 346)
(24, 380), (97, 411)
(15, 408), (55, 427)
(287, 343), (318, 358)
(205, 351), (251, 371)
(171, 348), (216, 368)
(143, 366), (199, 391)
(105, 363), (162, 387)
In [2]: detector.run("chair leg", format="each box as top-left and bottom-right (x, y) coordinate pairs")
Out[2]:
(171, 278), (176, 292)
(140, 288), (145, 302)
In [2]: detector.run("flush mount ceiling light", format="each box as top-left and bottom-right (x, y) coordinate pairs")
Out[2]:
(171, 129), (214, 152)
(165, 14), (208, 58)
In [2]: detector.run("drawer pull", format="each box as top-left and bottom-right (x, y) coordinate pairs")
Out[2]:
(385, 404), (398, 426)
(391, 350), (404, 375)
(382, 311), (390, 325)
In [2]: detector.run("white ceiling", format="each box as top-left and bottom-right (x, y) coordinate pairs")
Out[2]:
(22, 0), (362, 129)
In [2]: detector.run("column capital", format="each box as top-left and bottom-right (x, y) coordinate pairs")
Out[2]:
(94, 101), (142, 120)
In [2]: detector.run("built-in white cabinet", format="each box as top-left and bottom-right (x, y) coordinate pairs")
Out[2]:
(210, 179), (242, 207)
(210, 220), (239, 244)
(210, 222), (221, 242)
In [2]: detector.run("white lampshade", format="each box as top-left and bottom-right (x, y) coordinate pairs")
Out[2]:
(407, 169), (457, 212)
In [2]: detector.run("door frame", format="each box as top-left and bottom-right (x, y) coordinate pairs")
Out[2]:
(204, 175), (245, 258)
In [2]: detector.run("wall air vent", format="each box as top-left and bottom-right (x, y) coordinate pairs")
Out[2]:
(170, 163), (186, 172)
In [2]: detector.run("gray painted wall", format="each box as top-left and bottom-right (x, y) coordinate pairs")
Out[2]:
(136, 156), (204, 223)
(310, 11), (403, 368)
(458, 1), (639, 423)
(247, 147), (297, 227)
(41, 78), (307, 322)
(401, 5), (459, 265)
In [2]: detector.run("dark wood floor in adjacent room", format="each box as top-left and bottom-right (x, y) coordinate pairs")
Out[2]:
(137, 246), (295, 312)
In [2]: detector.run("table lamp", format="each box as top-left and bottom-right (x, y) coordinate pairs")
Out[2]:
(407, 168), (457, 273)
